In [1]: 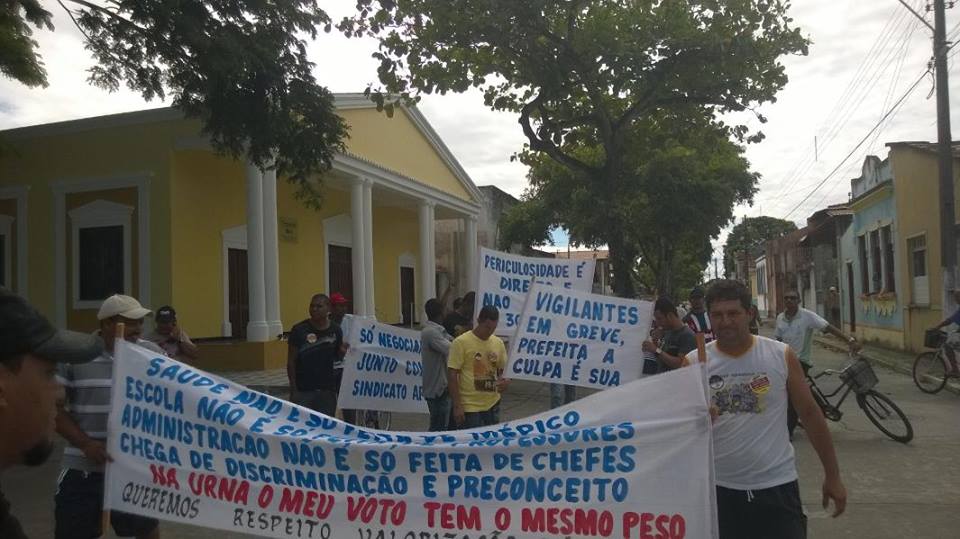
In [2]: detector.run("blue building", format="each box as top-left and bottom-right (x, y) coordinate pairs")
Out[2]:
(838, 155), (904, 349)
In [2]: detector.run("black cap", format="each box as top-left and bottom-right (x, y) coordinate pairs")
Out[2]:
(689, 287), (705, 299)
(155, 305), (177, 323)
(0, 289), (104, 365)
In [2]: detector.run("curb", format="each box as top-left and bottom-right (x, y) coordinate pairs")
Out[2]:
(814, 338), (960, 396)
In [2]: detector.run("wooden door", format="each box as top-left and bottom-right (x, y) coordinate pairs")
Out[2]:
(328, 245), (354, 312)
(228, 248), (249, 339)
(846, 262), (856, 333)
(400, 266), (415, 326)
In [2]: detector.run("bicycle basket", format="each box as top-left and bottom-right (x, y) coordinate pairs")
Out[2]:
(840, 360), (878, 393)
(924, 329), (946, 349)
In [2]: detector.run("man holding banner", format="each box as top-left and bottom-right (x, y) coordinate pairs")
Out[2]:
(705, 280), (846, 539)
(287, 294), (344, 417)
(448, 305), (509, 428)
(421, 298), (453, 431)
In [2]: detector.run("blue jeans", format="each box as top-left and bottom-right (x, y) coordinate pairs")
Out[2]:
(550, 383), (577, 408)
(462, 401), (501, 429)
(426, 391), (452, 431)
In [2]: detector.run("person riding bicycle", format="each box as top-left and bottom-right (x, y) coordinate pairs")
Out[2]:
(774, 290), (859, 438)
(930, 289), (960, 375)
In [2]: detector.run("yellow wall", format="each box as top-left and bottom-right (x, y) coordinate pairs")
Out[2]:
(890, 146), (960, 351)
(275, 177), (351, 329)
(0, 116), (191, 325)
(168, 150), (247, 338)
(370, 205), (420, 324)
(340, 108), (473, 202)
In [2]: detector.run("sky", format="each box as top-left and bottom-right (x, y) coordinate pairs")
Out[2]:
(2, 1), (958, 268)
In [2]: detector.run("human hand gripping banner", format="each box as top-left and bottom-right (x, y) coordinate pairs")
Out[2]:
(105, 340), (717, 538)
(476, 247), (596, 337)
(338, 318), (429, 414)
(508, 282), (655, 389)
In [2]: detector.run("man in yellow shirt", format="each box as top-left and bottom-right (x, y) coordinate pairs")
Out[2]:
(447, 305), (509, 428)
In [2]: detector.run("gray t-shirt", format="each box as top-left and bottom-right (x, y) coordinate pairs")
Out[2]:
(659, 326), (698, 372)
(421, 321), (452, 398)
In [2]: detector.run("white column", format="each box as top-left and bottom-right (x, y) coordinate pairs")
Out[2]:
(363, 179), (376, 317)
(350, 179), (367, 315)
(245, 163), (270, 342)
(262, 167), (283, 337)
(419, 201), (437, 321)
(464, 215), (478, 292)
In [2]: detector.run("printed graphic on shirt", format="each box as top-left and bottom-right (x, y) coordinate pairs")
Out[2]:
(473, 351), (500, 392)
(710, 372), (770, 416)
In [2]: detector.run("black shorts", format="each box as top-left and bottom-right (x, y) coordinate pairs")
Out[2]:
(55, 469), (158, 539)
(717, 480), (806, 539)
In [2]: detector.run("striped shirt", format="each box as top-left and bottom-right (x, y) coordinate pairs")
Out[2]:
(57, 338), (165, 472)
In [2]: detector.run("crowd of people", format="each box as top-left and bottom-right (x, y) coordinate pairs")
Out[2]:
(5, 277), (960, 539)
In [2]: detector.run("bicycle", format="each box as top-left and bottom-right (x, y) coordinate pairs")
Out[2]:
(806, 353), (913, 443)
(912, 329), (960, 394)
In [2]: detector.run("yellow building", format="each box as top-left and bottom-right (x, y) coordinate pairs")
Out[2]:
(888, 141), (960, 352)
(0, 96), (483, 369)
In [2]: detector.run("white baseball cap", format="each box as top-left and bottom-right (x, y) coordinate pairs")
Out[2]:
(97, 294), (152, 321)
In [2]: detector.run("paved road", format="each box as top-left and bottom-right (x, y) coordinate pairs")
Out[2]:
(4, 341), (958, 538)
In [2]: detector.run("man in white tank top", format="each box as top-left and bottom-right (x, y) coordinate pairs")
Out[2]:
(705, 280), (846, 539)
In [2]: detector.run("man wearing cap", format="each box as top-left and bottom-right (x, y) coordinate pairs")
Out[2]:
(683, 286), (715, 343)
(54, 294), (165, 539)
(144, 305), (199, 362)
(329, 293), (350, 328)
(1, 289), (104, 539)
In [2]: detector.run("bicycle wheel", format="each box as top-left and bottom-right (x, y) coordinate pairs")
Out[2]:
(856, 390), (913, 443)
(913, 351), (948, 394)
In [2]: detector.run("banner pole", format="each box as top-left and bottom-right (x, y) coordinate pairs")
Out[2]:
(102, 322), (124, 530)
(696, 332), (707, 364)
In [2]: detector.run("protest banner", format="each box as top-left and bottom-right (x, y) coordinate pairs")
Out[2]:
(337, 319), (429, 414)
(507, 282), (654, 389)
(476, 247), (596, 337)
(105, 340), (717, 539)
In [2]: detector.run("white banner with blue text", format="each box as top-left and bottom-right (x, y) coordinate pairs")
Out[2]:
(507, 282), (654, 389)
(476, 247), (596, 337)
(337, 319), (429, 414)
(104, 340), (717, 539)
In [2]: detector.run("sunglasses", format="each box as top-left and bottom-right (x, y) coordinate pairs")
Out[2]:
(784, 296), (799, 301)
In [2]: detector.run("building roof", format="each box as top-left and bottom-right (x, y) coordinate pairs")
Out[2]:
(886, 140), (960, 158)
(0, 94), (485, 205)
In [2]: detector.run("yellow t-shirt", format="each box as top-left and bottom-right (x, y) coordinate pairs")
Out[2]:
(447, 330), (508, 413)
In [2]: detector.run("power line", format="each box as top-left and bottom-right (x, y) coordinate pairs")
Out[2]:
(782, 69), (930, 220)
(764, 3), (920, 210)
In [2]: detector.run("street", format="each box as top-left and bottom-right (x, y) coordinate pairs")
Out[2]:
(4, 339), (959, 538)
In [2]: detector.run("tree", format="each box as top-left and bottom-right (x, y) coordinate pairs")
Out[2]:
(343, 0), (808, 295)
(3, 0), (348, 205)
(723, 216), (798, 280)
(499, 108), (757, 299)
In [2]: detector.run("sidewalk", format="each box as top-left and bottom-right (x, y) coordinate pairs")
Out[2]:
(814, 333), (960, 396)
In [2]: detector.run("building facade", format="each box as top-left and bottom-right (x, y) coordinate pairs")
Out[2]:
(0, 97), (483, 368)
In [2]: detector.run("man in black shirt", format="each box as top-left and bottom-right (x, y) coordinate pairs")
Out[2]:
(443, 291), (475, 337)
(287, 294), (344, 417)
(642, 297), (698, 373)
(1, 289), (103, 538)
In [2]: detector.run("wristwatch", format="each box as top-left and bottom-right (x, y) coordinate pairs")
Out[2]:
(655, 347), (663, 356)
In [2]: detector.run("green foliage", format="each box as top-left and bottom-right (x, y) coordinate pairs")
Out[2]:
(345, 0), (809, 295)
(0, 1), (53, 87)
(4, 0), (349, 205)
(501, 109), (757, 298)
(723, 216), (798, 274)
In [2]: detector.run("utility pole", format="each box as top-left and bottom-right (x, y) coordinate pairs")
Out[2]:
(902, 0), (957, 315)
(713, 257), (719, 280)
(933, 0), (957, 313)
